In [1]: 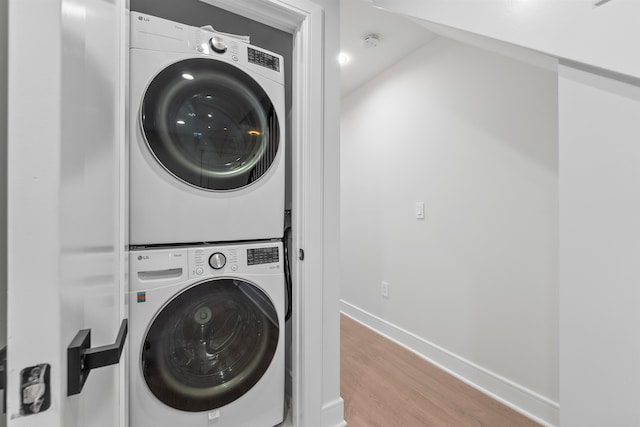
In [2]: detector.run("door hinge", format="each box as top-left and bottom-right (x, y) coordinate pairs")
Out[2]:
(299, 248), (305, 261)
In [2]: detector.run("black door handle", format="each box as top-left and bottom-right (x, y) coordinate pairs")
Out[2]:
(67, 319), (128, 396)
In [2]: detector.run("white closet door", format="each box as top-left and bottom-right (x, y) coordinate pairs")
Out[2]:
(5, 0), (127, 426)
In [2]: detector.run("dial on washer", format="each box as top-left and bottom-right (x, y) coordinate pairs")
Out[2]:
(209, 252), (226, 270)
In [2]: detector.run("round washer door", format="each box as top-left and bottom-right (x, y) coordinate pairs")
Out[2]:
(141, 278), (280, 412)
(141, 58), (280, 191)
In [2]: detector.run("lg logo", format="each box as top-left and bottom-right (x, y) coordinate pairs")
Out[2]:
(138, 255), (150, 261)
(138, 16), (149, 22)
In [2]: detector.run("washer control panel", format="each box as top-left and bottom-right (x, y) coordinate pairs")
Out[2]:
(188, 243), (282, 277)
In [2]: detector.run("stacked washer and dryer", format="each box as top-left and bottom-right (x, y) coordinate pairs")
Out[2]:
(128, 11), (287, 427)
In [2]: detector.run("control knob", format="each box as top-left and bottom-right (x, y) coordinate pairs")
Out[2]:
(208, 252), (226, 270)
(209, 36), (227, 54)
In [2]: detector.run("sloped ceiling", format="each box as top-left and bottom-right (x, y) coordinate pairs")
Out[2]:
(339, 0), (436, 96)
(340, 0), (560, 97)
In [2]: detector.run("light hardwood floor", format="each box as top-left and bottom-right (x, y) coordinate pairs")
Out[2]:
(340, 314), (541, 427)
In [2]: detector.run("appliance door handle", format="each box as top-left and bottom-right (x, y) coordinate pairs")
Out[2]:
(1, 345), (6, 413)
(0, 345), (6, 391)
(67, 319), (128, 396)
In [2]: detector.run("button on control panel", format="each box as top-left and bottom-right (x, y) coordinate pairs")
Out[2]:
(192, 249), (206, 276)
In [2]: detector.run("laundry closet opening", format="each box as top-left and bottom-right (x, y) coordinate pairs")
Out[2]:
(339, 33), (560, 425)
(128, 1), (295, 425)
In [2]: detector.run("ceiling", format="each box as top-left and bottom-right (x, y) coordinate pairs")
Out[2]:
(339, 0), (436, 96)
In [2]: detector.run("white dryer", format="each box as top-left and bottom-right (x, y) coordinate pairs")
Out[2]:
(129, 241), (285, 427)
(129, 12), (286, 245)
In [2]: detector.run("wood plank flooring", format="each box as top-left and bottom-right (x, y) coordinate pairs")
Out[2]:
(340, 314), (541, 427)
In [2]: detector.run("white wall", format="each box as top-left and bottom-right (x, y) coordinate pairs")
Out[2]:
(372, 0), (640, 79)
(559, 63), (640, 427)
(341, 37), (559, 425)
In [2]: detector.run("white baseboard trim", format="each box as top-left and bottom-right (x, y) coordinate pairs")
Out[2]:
(340, 300), (559, 427)
(321, 397), (347, 427)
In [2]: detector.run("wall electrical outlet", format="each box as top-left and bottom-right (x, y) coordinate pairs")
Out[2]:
(381, 281), (389, 298)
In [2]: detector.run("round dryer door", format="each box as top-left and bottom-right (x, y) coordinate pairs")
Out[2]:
(141, 58), (280, 191)
(141, 278), (280, 412)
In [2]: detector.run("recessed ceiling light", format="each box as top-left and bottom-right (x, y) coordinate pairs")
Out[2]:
(338, 53), (350, 66)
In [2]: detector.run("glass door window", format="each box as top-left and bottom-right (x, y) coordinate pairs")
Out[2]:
(142, 278), (279, 412)
(141, 58), (280, 191)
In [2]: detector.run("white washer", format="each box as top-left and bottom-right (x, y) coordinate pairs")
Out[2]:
(129, 241), (285, 427)
(129, 12), (286, 245)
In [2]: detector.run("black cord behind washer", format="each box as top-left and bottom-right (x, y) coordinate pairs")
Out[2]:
(283, 226), (293, 321)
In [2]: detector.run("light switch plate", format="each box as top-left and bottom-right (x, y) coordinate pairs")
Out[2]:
(381, 281), (389, 298)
